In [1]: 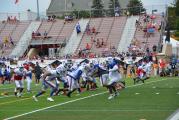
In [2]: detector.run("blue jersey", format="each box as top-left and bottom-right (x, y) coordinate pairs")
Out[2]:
(68, 66), (84, 80)
(94, 64), (108, 77)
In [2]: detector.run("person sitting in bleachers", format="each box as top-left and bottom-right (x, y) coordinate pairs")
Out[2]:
(92, 26), (96, 34)
(36, 31), (41, 36)
(52, 15), (56, 21)
(13, 16), (17, 23)
(101, 38), (105, 47)
(64, 15), (74, 23)
(3, 36), (9, 48)
(44, 31), (48, 39)
(47, 16), (52, 22)
(96, 39), (100, 48)
(7, 16), (10, 23)
(32, 31), (35, 38)
(86, 43), (91, 50)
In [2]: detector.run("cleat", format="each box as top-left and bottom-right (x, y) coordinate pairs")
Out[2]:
(17, 93), (22, 97)
(114, 92), (119, 97)
(66, 92), (71, 98)
(47, 97), (54, 102)
(108, 94), (114, 100)
(33, 95), (38, 102)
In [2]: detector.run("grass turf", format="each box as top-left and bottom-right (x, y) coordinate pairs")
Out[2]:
(0, 77), (179, 120)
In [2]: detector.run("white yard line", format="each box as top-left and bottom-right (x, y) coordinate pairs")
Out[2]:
(4, 78), (172, 120)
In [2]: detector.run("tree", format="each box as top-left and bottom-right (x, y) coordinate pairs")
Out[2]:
(91, 0), (104, 17)
(175, 0), (179, 16)
(108, 0), (121, 16)
(127, 0), (145, 15)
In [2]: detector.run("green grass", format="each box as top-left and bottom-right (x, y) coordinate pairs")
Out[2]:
(0, 77), (179, 120)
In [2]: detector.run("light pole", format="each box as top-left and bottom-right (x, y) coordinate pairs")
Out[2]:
(65, 0), (67, 11)
(113, 0), (115, 15)
(36, 0), (40, 20)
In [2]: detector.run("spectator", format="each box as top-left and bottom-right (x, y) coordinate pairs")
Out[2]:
(7, 16), (10, 23)
(47, 16), (51, 22)
(14, 16), (17, 23)
(52, 15), (56, 21)
(90, 37), (95, 43)
(32, 31), (35, 38)
(44, 31), (48, 38)
(36, 31), (41, 36)
(34, 62), (42, 85)
(76, 23), (81, 34)
(86, 43), (90, 50)
(3, 36), (9, 48)
(9, 36), (14, 46)
(96, 38), (100, 48)
(101, 38), (104, 46)
(153, 62), (158, 76)
(92, 26), (96, 34)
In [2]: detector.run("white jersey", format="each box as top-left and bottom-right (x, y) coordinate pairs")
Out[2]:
(56, 64), (67, 77)
(108, 64), (122, 85)
(14, 68), (24, 76)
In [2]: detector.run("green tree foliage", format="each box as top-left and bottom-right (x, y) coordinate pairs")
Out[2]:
(71, 10), (90, 18)
(176, 0), (179, 16)
(168, 0), (179, 30)
(91, 0), (104, 17)
(108, 0), (121, 16)
(127, 0), (145, 15)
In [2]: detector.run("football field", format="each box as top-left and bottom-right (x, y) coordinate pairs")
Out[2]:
(0, 77), (179, 120)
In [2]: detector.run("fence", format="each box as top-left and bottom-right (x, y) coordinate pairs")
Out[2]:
(47, 5), (168, 18)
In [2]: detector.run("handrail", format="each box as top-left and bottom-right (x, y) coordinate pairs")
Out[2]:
(55, 20), (65, 42)
(10, 22), (18, 36)
(0, 22), (6, 35)
(106, 17), (115, 45)
(91, 17), (104, 52)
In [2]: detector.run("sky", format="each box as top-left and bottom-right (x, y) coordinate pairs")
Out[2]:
(0, 0), (174, 14)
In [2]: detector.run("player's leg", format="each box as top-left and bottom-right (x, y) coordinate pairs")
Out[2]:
(26, 77), (32, 92)
(14, 80), (20, 96)
(33, 81), (47, 101)
(66, 77), (78, 97)
(44, 80), (57, 101)
(18, 80), (24, 97)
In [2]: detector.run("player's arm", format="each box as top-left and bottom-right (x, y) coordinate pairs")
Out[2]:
(41, 71), (51, 80)
(109, 65), (119, 72)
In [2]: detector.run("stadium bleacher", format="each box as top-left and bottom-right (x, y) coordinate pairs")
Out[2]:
(0, 14), (164, 57)
(0, 21), (30, 56)
(134, 14), (163, 51)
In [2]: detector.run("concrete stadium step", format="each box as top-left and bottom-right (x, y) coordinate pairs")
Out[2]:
(62, 18), (90, 55)
(117, 16), (139, 52)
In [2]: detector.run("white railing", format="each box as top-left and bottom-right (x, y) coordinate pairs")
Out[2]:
(63, 18), (90, 55)
(117, 16), (139, 52)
